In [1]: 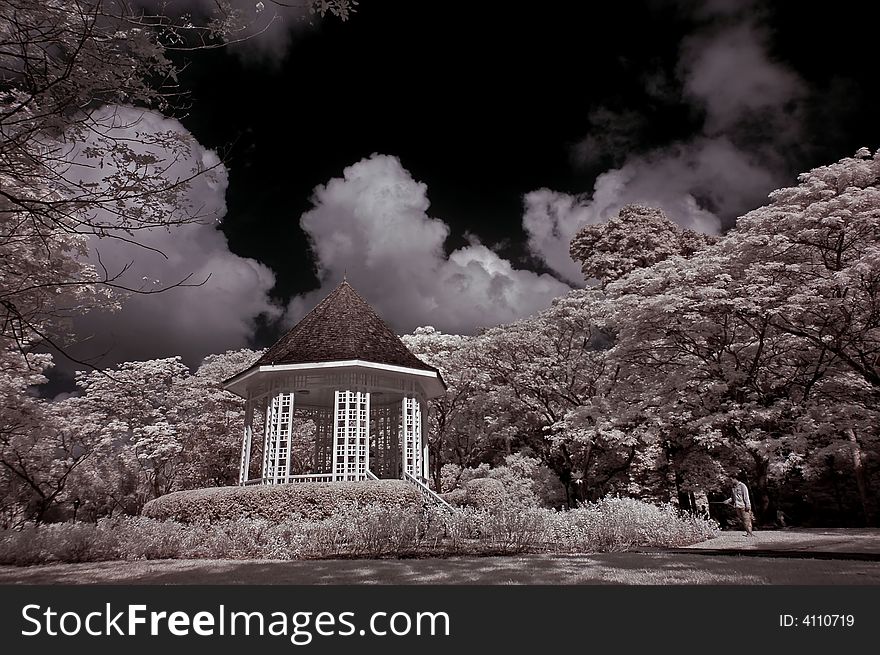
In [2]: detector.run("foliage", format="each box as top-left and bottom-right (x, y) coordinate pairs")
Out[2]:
(461, 478), (508, 511)
(444, 454), (567, 509)
(402, 327), (488, 488)
(2, 147), (879, 528)
(569, 204), (715, 287)
(0, 497), (717, 565)
(0, 346), (101, 526)
(141, 480), (422, 523)
(559, 497), (718, 551)
(0, 0), (356, 358)
(596, 148), (880, 523)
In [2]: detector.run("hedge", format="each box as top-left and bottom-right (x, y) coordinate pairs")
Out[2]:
(463, 478), (507, 510)
(0, 499), (719, 565)
(141, 480), (422, 523)
(440, 488), (467, 507)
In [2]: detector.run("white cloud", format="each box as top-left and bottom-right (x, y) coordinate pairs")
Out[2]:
(680, 22), (806, 136)
(289, 154), (570, 334)
(525, 8), (806, 283)
(65, 107), (279, 369)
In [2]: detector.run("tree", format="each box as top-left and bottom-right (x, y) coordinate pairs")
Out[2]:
(466, 290), (619, 505)
(401, 327), (489, 490)
(0, 0), (356, 360)
(0, 356), (99, 525)
(184, 348), (264, 487)
(594, 149), (880, 523)
(569, 204), (715, 287)
(1, 1), (198, 356)
(604, 246), (830, 519)
(74, 357), (192, 510)
(71, 349), (267, 510)
(726, 147), (880, 523)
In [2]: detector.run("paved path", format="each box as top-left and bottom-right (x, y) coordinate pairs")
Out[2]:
(678, 528), (880, 559)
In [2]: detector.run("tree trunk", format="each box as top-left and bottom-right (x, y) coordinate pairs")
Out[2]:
(663, 442), (679, 505)
(846, 428), (874, 526)
(430, 440), (442, 491)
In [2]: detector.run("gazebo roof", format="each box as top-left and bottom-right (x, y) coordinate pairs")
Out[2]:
(253, 280), (438, 373)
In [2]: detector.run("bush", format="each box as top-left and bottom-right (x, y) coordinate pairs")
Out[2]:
(0, 497), (718, 565)
(449, 456), (566, 509)
(142, 480), (422, 523)
(463, 478), (507, 510)
(440, 488), (467, 507)
(555, 497), (719, 551)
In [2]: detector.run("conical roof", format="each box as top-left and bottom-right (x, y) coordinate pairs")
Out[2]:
(254, 280), (437, 373)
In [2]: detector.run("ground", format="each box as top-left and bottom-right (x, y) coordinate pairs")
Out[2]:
(1, 529), (879, 585)
(681, 527), (880, 556)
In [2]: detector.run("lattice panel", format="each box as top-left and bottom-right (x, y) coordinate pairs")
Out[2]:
(262, 392), (294, 484)
(332, 390), (370, 481)
(402, 396), (423, 480)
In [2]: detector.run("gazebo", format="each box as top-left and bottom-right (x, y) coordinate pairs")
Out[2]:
(223, 280), (445, 500)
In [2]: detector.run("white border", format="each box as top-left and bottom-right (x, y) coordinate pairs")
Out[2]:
(224, 359), (440, 389)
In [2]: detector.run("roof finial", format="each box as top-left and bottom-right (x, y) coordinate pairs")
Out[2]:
(343, 268), (347, 284)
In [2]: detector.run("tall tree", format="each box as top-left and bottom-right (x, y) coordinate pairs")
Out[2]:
(728, 147), (880, 522)
(569, 204), (715, 287)
(467, 290), (619, 505)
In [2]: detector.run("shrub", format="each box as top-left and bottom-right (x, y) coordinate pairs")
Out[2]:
(142, 480), (422, 523)
(481, 507), (555, 553)
(0, 496), (718, 565)
(555, 497), (719, 551)
(463, 478), (507, 510)
(450, 456), (565, 509)
(439, 488), (466, 506)
(0, 525), (47, 565)
(301, 504), (427, 558)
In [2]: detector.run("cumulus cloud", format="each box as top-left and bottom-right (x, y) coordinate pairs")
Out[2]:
(288, 154), (570, 334)
(65, 106), (279, 370)
(525, 3), (807, 283)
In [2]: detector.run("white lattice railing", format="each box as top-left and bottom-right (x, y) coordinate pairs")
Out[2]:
(245, 472), (378, 485)
(287, 473), (335, 483)
(403, 471), (455, 511)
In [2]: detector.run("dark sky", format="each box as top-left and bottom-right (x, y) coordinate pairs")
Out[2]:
(47, 0), (880, 393)
(172, 0), (879, 305)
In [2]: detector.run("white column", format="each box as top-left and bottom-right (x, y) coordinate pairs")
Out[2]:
(333, 390), (370, 481)
(262, 391), (294, 484)
(420, 398), (429, 481)
(238, 394), (254, 485)
(422, 442), (429, 482)
(402, 396), (423, 479)
(261, 396), (272, 483)
(362, 391), (371, 479)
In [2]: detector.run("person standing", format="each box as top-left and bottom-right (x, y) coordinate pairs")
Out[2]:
(724, 476), (754, 536)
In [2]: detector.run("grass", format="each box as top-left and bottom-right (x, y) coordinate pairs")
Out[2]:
(1, 553), (878, 585)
